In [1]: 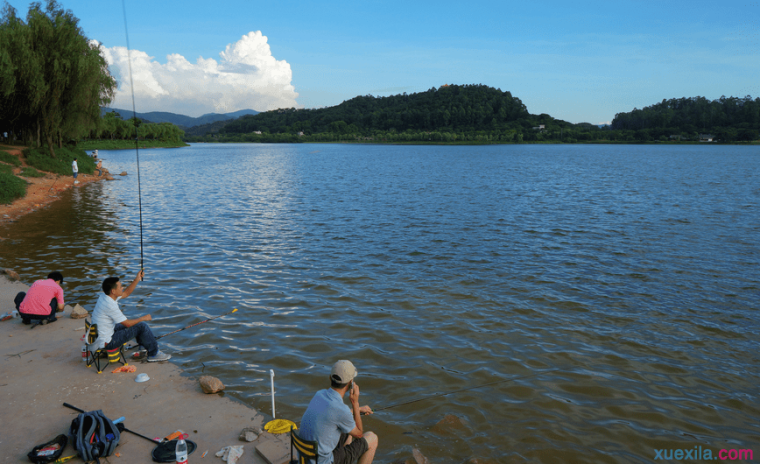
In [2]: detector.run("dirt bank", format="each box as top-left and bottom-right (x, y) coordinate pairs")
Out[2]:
(0, 145), (109, 224)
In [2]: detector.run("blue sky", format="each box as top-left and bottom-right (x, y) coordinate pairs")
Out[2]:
(6, 0), (759, 122)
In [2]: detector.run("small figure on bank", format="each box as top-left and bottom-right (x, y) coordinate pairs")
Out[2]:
(92, 269), (171, 362)
(14, 271), (65, 325)
(72, 157), (79, 184)
(96, 159), (103, 176)
(299, 360), (378, 464)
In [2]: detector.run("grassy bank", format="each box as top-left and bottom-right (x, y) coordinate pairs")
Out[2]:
(0, 151), (27, 204)
(78, 140), (189, 150)
(23, 146), (95, 176)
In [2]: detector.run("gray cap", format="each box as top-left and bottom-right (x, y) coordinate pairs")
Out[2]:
(330, 360), (357, 384)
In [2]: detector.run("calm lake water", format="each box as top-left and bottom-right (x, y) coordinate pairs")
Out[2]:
(2, 143), (758, 463)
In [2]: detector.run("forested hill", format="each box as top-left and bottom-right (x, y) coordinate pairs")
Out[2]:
(611, 96), (760, 141)
(220, 85), (539, 135)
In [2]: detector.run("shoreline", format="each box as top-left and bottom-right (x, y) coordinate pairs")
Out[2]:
(0, 274), (289, 464)
(187, 139), (760, 146)
(0, 145), (106, 225)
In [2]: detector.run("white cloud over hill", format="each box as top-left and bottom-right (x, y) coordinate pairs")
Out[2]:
(99, 31), (298, 116)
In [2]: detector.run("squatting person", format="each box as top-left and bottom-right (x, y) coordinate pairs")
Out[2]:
(299, 360), (379, 464)
(92, 269), (171, 362)
(14, 271), (66, 325)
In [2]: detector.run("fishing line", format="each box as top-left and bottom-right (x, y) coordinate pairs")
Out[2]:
(121, 0), (145, 276)
(290, 368), (561, 426)
(124, 308), (239, 350)
(361, 368), (560, 415)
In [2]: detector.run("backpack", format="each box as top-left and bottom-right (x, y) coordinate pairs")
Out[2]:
(69, 410), (120, 463)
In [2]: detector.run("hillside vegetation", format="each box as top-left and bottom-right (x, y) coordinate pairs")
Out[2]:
(187, 85), (759, 144)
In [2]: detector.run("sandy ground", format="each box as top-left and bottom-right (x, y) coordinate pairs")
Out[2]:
(0, 274), (291, 464)
(0, 144), (107, 224)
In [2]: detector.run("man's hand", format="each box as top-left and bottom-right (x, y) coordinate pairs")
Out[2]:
(142, 314), (152, 322)
(122, 269), (144, 299)
(359, 405), (373, 415)
(349, 381), (360, 406)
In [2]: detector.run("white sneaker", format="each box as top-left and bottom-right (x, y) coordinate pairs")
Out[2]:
(147, 351), (171, 362)
(74, 180), (79, 184)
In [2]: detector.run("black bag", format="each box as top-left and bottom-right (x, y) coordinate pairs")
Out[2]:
(69, 410), (120, 464)
(27, 434), (68, 463)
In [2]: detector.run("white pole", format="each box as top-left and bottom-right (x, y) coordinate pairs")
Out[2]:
(270, 369), (276, 419)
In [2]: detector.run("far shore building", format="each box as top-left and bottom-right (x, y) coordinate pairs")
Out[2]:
(699, 133), (715, 142)
(253, 131), (262, 135)
(532, 124), (546, 130)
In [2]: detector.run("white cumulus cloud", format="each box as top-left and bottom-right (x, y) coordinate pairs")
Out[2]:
(99, 31), (298, 116)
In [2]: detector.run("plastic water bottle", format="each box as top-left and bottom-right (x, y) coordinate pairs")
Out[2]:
(81, 345), (88, 362)
(175, 437), (188, 464)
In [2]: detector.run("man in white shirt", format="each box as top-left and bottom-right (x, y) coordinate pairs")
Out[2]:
(92, 269), (171, 362)
(72, 158), (79, 184)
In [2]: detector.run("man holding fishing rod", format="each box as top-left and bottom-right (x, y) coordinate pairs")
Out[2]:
(92, 269), (171, 362)
(300, 360), (378, 464)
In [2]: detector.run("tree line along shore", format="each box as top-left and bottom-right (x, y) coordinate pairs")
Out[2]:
(2, 1), (758, 166)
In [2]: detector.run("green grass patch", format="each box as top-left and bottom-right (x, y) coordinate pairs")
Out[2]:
(23, 146), (95, 176)
(19, 167), (45, 178)
(0, 150), (22, 167)
(0, 171), (26, 204)
(0, 164), (13, 174)
(78, 140), (189, 150)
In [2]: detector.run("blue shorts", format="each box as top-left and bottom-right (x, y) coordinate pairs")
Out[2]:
(73, 172), (78, 178)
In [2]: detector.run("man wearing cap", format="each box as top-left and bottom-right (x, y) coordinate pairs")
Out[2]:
(299, 360), (378, 464)
(14, 271), (66, 325)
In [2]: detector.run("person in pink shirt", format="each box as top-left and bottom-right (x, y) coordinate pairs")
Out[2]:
(14, 272), (65, 325)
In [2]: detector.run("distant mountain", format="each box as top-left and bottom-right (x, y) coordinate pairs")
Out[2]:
(100, 108), (259, 128)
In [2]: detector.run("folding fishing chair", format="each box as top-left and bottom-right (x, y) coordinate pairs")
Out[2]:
(290, 426), (318, 464)
(84, 319), (127, 374)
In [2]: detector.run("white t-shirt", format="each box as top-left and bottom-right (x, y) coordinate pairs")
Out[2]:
(72, 161), (78, 173)
(91, 293), (126, 348)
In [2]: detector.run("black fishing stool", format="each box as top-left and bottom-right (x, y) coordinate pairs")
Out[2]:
(290, 426), (318, 464)
(85, 320), (127, 374)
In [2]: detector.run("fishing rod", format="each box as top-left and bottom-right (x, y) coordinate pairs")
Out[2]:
(122, 0), (145, 278)
(125, 308), (239, 351)
(360, 368), (560, 415)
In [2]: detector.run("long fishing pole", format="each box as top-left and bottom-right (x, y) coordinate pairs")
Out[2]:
(360, 369), (560, 415)
(125, 308), (239, 350)
(121, 0), (144, 277)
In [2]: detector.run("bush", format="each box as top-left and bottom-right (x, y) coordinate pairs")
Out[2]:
(0, 150), (22, 167)
(0, 171), (26, 204)
(23, 146), (95, 176)
(20, 167), (45, 178)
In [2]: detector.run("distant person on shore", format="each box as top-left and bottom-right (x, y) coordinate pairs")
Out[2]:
(299, 360), (378, 464)
(96, 159), (103, 176)
(72, 157), (79, 184)
(14, 271), (65, 325)
(92, 269), (171, 362)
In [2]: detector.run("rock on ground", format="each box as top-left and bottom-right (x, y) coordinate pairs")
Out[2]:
(70, 304), (89, 319)
(239, 426), (262, 442)
(119, 171), (128, 176)
(200, 375), (225, 394)
(2, 269), (20, 281)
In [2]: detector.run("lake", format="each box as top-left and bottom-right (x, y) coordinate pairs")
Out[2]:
(1, 143), (758, 463)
